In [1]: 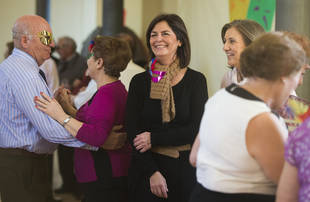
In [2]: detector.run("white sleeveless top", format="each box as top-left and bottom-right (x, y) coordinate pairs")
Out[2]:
(197, 84), (279, 195)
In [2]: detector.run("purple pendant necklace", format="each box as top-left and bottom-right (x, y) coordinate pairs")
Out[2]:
(149, 58), (166, 83)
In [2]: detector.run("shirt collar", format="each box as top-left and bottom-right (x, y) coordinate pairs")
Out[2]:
(226, 83), (264, 102)
(12, 48), (39, 70)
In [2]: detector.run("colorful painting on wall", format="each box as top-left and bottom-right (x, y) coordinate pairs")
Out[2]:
(229, 0), (276, 31)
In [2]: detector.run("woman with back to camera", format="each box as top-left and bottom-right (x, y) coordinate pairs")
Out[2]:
(220, 19), (265, 88)
(34, 36), (132, 202)
(125, 14), (208, 202)
(189, 32), (306, 202)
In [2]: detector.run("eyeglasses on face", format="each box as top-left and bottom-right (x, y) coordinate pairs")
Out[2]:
(37, 30), (53, 46)
(12, 30), (53, 46)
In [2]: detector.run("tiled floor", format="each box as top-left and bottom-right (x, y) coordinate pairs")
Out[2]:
(54, 193), (81, 202)
(0, 193), (80, 202)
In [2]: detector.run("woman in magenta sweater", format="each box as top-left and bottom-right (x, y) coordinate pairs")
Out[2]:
(34, 36), (132, 202)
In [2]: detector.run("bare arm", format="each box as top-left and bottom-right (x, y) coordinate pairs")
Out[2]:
(61, 100), (77, 118)
(189, 133), (200, 167)
(36, 91), (127, 149)
(276, 162), (299, 202)
(246, 112), (285, 184)
(55, 87), (77, 118)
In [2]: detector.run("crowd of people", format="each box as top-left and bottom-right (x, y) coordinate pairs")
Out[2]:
(0, 12), (310, 202)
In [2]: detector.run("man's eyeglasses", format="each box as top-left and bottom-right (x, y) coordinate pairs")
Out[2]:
(12, 30), (53, 46)
(38, 30), (53, 46)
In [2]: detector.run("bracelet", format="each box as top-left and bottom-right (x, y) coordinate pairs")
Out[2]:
(62, 116), (71, 127)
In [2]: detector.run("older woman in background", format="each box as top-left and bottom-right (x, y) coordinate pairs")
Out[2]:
(190, 32), (306, 202)
(276, 33), (310, 202)
(276, 112), (310, 202)
(220, 19), (265, 88)
(126, 14), (208, 202)
(35, 36), (132, 202)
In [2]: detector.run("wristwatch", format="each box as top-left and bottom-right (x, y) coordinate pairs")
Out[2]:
(62, 116), (71, 127)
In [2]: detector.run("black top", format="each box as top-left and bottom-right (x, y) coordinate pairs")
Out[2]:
(125, 68), (208, 177)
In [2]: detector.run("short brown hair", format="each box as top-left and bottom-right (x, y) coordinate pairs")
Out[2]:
(146, 14), (190, 68)
(92, 36), (132, 78)
(240, 32), (306, 81)
(282, 31), (310, 59)
(221, 19), (265, 46)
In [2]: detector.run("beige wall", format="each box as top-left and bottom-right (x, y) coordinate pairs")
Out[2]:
(177, 0), (229, 96)
(0, 0), (35, 61)
(124, 0), (143, 37)
(50, 0), (97, 53)
(141, 1), (163, 40)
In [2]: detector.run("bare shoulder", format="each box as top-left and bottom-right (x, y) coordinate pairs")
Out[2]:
(246, 112), (285, 156)
(246, 112), (286, 183)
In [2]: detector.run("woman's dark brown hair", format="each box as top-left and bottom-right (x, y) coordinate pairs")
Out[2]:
(93, 36), (132, 78)
(146, 14), (190, 68)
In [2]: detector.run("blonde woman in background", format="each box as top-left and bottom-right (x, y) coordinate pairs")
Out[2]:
(220, 19), (265, 88)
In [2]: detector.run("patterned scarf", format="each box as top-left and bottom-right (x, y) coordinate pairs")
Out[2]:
(150, 59), (181, 123)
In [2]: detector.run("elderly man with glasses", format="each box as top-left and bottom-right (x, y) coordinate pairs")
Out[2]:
(0, 15), (96, 202)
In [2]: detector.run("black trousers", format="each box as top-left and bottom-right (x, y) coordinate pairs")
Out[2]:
(79, 149), (128, 202)
(189, 183), (275, 202)
(0, 148), (51, 202)
(80, 177), (128, 202)
(128, 151), (196, 202)
(57, 144), (78, 191)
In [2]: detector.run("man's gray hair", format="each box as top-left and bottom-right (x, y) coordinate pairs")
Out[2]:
(11, 19), (34, 45)
(59, 36), (77, 52)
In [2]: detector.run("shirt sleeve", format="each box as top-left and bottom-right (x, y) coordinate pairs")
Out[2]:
(150, 72), (209, 146)
(12, 74), (94, 149)
(74, 79), (97, 109)
(285, 125), (301, 166)
(125, 74), (159, 178)
(75, 89), (116, 147)
(284, 116), (310, 167)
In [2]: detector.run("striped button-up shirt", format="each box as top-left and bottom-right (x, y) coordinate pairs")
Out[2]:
(0, 48), (95, 154)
